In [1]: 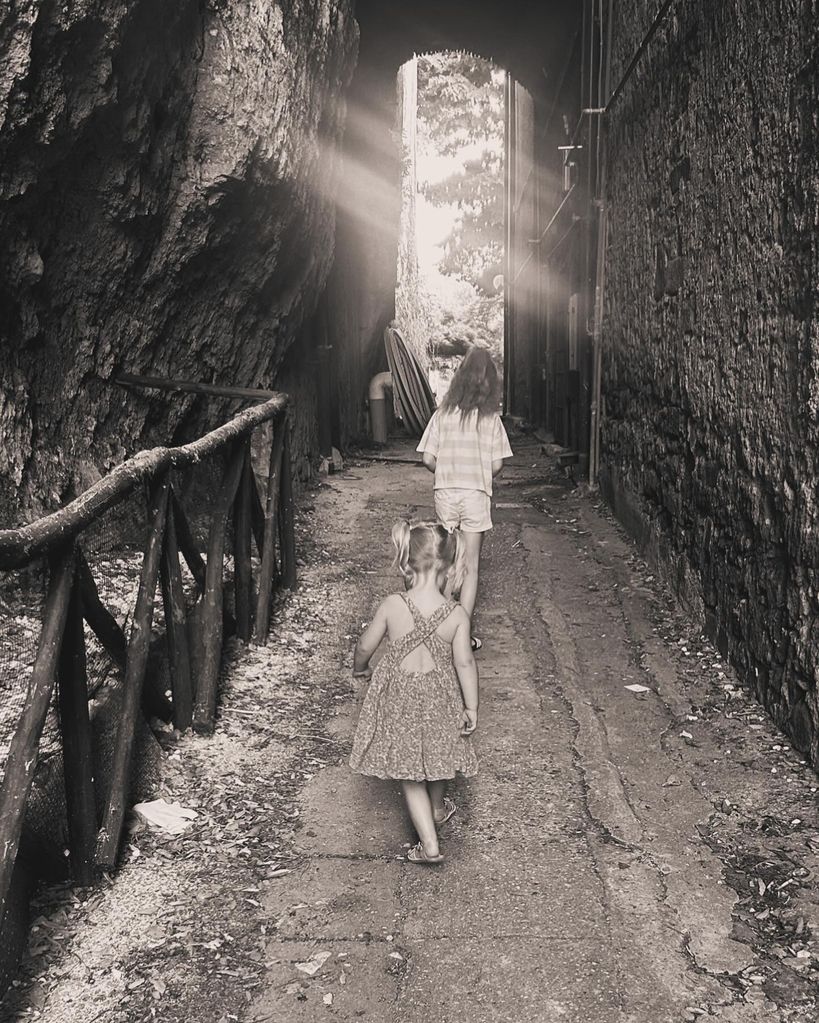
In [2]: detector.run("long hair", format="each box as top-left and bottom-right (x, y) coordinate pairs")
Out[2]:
(440, 346), (500, 421)
(391, 520), (465, 593)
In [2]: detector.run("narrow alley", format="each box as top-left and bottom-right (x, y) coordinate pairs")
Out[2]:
(6, 440), (816, 1023)
(1, 2), (817, 1020)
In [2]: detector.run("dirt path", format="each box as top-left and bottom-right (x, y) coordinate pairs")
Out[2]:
(3, 438), (818, 1022)
(250, 439), (819, 1023)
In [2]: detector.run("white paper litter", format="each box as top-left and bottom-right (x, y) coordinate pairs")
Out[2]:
(295, 950), (332, 976)
(624, 684), (650, 694)
(132, 798), (199, 834)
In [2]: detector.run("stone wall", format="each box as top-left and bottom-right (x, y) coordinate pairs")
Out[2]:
(0, 0), (357, 523)
(326, 63), (402, 447)
(601, 0), (819, 762)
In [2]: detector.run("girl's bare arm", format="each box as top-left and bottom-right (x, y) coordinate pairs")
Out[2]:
(452, 612), (479, 733)
(353, 599), (390, 675)
(422, 452), (437, 473)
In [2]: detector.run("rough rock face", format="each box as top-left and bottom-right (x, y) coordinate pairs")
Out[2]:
(0, 0), (357, 522)
(601, 1), (819, 762)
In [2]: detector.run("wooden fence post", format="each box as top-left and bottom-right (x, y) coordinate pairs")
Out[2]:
(57, 555), (98, 886)
(78, 547), (171, 722)
(172, 487), (238, 639)
(170, 491), (207, 595)
(160, 493), (194, 731)
(0, 545), (74, 928)
(96, 474), (170, 871)
(249, 470), (266, 556)
(233, 442), (254, 642)
(253, 418), (286, 641)
(279, 423), (297, 591)
(192, 443), (246, 732)
(76, 549), (127, 669)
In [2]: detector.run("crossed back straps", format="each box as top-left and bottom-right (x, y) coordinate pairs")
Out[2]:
(389, 594), (457, 665)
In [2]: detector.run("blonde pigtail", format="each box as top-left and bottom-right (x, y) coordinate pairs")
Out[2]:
(391, 519), (413, 582)
(448, 528), (466, 595)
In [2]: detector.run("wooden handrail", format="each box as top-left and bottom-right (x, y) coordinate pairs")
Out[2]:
(1, 390), (299, 906)
(114, 373), (280, 401)
(0, 394), (288, 570)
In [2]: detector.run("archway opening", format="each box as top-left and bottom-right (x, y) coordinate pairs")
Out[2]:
(394, 52), (505, 405)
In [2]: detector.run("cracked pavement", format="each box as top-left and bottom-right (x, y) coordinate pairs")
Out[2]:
(250, 436), (819, 1023)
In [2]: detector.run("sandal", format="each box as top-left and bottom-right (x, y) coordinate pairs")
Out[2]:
(406, 842), (444, 865)
(471, 636), (483, 651)
(433, 797), (457, 826)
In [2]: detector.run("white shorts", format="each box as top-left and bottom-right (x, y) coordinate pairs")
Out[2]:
(434, 488), (492, 533)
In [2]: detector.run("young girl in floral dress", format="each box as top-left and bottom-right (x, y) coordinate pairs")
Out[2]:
(350, 521), (479, 864)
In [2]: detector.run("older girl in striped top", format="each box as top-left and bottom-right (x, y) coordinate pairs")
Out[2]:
(417, 347), (513, 650)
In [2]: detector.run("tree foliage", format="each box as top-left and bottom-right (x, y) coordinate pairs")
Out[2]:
(417, 53), (505, 295)
(417, 53), (504, 156)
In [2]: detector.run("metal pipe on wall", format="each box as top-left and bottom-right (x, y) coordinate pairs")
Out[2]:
(368, 371), (393, 444)
(588, 0), (615, 484)
(576, 0), (598, 474)
(589, 203), (608, 481)
(315, 297), (333, 458)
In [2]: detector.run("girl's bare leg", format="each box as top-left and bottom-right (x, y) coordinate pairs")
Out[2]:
(459, 530), (484, 621)
(428, 780), (447, 820)
(401, 781), (440, 857)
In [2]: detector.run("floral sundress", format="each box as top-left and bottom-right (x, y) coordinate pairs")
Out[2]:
(350, 594), (478, 781)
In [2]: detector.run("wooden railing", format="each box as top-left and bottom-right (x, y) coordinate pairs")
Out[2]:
(0, 385), (296, 929)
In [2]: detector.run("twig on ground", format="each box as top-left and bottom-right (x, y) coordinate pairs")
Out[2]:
(285, 732), (341, 745)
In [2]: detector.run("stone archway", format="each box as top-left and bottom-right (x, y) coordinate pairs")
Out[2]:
(326, 2), (581, 446)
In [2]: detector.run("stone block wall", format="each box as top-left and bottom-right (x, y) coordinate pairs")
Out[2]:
(601, 0), (819, 763)
(0, 0), (357, 523)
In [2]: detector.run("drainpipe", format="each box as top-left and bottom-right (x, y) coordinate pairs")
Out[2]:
(589, 201), (608, 483)
(589, 0), (615, 485)
(314, 295), (334, 458)
(368, 371), (393, 444)
(317, 340), (333, 458)
(503, 70), (514, 416)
